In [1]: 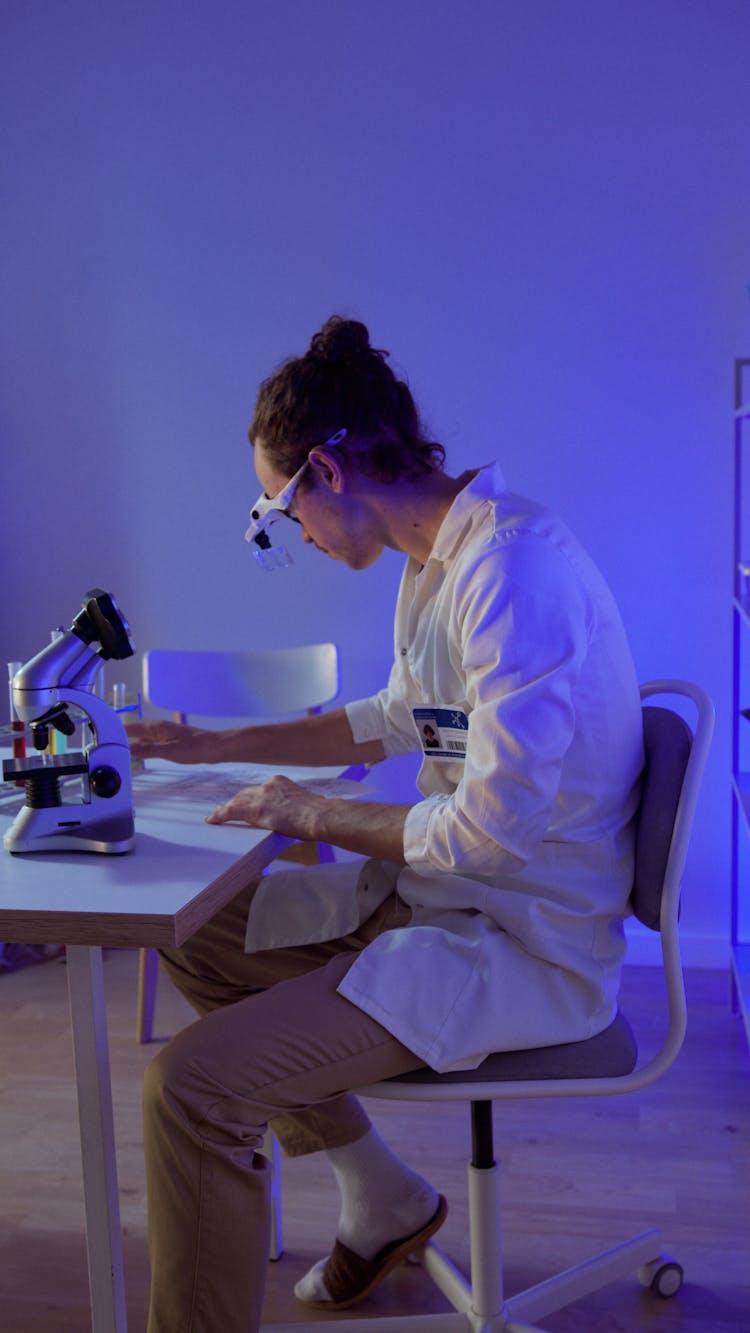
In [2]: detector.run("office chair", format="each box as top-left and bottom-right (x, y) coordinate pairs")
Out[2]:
(136, 644), (342, 1045)
(261, 679), (714, 1332)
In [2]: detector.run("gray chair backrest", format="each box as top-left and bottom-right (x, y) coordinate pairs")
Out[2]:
(632, 706), (693, 931)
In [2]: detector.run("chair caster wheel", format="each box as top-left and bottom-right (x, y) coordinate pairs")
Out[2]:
(638, 1257), (684, 1297)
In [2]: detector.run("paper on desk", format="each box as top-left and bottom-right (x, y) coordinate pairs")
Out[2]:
(133, 763), (374, 807)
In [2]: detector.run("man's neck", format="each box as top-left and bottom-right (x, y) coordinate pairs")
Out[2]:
(381, 470), (470, 564)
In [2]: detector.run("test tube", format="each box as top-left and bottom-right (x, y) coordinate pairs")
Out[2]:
(111, 681), (126, 710)
(7, 660), (26, 785)
(47, 630), (66, 754)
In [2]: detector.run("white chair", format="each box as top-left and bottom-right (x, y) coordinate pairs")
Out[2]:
(136, 643), (342, 1045)
(262, 679), (715, 1332)
(143, 644), (341, 723)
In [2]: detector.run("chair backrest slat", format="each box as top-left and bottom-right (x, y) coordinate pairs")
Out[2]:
(143, 644), (340, 719)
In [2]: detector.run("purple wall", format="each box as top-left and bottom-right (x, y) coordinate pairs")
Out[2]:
(2, 0), (749, 963)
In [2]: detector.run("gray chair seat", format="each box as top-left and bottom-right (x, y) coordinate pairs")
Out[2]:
(389, 1009), (637, 1085)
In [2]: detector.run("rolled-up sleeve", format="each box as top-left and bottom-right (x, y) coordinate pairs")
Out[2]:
(345, 669), (424, 758)
(345, 693), (390, 747)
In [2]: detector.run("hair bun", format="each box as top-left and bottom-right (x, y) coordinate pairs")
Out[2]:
(308, 316), (377, 366)
(250, 314), (445, 480)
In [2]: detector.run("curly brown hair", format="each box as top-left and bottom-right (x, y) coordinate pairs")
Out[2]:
(248, 316), (445, 483)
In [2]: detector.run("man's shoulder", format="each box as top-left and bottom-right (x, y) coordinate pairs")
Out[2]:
(465, 473), (569, 553)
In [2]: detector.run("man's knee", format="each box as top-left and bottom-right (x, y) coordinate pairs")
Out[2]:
(143, 1025), (209, 1135)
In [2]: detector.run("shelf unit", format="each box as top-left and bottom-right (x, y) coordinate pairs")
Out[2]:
(731, 356), (750, 1048)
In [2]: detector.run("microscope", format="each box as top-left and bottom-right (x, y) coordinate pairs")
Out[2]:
(3, 589), (136, 854)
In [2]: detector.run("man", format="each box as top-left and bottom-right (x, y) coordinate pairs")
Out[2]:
(127, 316), (643, 1333)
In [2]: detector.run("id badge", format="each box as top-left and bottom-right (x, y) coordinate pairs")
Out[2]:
(413, 706), (469, 760)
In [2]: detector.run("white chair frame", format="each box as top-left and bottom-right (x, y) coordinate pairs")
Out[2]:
(261, 679), (715, 1332)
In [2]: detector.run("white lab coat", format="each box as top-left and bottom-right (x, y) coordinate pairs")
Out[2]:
(245, 465), (644, 1072)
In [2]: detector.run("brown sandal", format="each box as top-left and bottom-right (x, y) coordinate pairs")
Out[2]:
(297, 1194), (448, 1311)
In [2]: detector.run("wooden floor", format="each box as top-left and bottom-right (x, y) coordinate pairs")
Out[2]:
(0, 951), (748, 1332)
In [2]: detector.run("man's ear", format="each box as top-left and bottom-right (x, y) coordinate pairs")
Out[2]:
(307, 446), (346, 493)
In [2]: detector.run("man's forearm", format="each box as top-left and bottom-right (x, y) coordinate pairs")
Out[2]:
(216, 707), (386, 768)
(310, 796), (411, 864)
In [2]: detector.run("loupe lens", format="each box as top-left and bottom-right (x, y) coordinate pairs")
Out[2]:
(253, 545), (294, 573)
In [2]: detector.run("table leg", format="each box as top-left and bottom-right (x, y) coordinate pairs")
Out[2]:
(66, 945), (128, 1333)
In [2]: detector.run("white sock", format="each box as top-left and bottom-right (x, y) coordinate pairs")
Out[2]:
(293, 1127), (439, 1304)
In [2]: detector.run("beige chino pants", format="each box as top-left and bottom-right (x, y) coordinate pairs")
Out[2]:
(143, 874), (425, 1333)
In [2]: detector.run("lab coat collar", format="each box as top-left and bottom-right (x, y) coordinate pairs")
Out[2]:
(428, 462), (507, 564)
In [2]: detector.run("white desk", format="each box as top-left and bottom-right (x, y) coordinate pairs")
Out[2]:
(0, 759), (353, 1332)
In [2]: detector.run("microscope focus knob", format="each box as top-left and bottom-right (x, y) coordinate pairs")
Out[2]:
(89, 765), (122, 798)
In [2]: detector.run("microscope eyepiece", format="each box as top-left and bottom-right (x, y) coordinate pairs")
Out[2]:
(71, 589), (134, 660)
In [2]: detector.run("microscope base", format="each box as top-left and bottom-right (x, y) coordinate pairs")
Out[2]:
(4, 804), (135, 855)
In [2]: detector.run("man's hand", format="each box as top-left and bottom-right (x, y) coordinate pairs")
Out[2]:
(208, 775), (410, 864)
(125, 719), (216, 764)
(205, 774), (325, 839)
